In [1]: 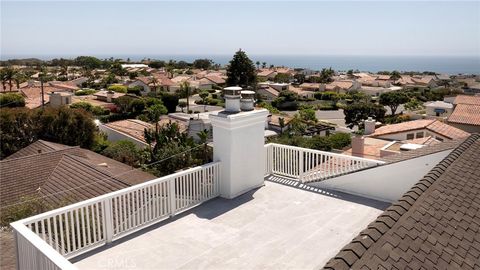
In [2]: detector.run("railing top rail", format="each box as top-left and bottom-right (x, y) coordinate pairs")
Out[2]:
(266, 143), (385, 164)
(15, 161), (221, 225)
(11, 222), (76, 270)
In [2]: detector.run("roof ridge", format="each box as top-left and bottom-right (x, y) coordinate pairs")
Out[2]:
(1, 146), (80, 163)
(323, 133), (480, 270)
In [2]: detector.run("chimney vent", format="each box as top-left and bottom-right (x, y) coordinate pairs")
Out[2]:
(223, 87), (242, 113)
(364, 117), (376, 135)
(240, 90), (255, 111)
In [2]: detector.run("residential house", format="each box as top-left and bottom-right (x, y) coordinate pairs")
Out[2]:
(447, 95), (480, 133)
(425, 100), (454, 117)
(267, 114), (293, 133)
(49, 91), (74, 108)
(257, 85), (279, 100)
(321, 80), (361, 93)
(411, 75), (437, 87)
(129, 74), (175, 94)
(299, 82), (321, 92)
(369, 119), (470, 142)
(257, 69), (277, 81)
(93, 90), (125, 103)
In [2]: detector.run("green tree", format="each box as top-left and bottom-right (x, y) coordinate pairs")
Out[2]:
(404, 98), (423, 111)
(379, 91), (409, 116)
(178, 101), (187, 112)
(179, 81), (191, 113)
(2, 67), (16, 91)
(279, 117), (285, 134)
(197, 129), (210, 163)
(273, 73), (290, 83)
(160, 93), (179, 113)
(102, 140), (142, 167)
(199, 91), (209, 111)
(0, 93), (25, 107)
(255, 61), (260, 69)
(344, 102), (386, 129)
(294, 73), (306, 84)
(192, 59), (213, 70)
(145, 104), (168, 131)
(389, 70), (401, 83)
(107, 85), (128, 93)
(226, 49), (257, 88)
(272, 91), (299, 111)
(299, 107), (317, 124)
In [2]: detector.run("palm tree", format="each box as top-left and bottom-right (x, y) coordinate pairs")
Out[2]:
(60, 64), (69, 79)
(13, 71), (26, 89)
(197, 129), (210, 163)
(0, 69), (7, 90)
(262, 62), (267, 69)
(3, 67), (16, 91)
(149, 76), (159, 96)
(255, 61), (260, 70)
(180, 81), (191, 113)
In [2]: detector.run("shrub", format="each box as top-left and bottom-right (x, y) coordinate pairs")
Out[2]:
(0, 93), (25, 107)
(75, 89), (97, 96)
(107, 85), (128, 93)
(207, 89), (216, 94)
(127, 86), (143, 96)
(102, 140), (142, 167)
(211, 93), (218, 99)
(328, 133), (352, 150)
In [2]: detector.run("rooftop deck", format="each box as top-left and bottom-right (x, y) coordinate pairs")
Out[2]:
(73, 177), (388, 270)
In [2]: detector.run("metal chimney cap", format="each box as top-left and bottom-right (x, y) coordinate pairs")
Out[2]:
(223, 87), (242, 97)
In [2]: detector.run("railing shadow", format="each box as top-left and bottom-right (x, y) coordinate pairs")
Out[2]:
(266, 174), (390, 210)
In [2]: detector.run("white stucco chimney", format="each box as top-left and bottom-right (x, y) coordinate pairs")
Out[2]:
(223, 86), (242, 113)
(209, 108), (269, 199)
(240, 90), (255, 111)
(364, 117), (376, 135)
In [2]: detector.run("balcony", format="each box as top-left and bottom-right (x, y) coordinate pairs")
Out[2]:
(11, 144), (387, 270)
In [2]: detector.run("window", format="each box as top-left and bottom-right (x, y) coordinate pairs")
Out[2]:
(436, 136), (444, 142)
(406, 133), (414, 140)
(416, 132), (424, 138)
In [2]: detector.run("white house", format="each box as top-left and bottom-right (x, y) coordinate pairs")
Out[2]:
(425, 100), (454, 117)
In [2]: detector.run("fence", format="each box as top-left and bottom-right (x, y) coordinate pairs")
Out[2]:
(11, 162), (221, 270)
(264, 143), (383, 183)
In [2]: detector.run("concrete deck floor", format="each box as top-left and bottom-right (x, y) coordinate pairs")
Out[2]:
(73, 177), (389, 270)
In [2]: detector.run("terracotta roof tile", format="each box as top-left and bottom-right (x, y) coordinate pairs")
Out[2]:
(454, 95), (480, 106)
(448, 104), (480, 126)
(371, 119), (469, 140)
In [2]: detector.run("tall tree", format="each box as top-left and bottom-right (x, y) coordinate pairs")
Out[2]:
(344, 102), (386, 129)
(149, 76), (159, 95)
(379, 91), (409, 116)
(389, 70), (401, 83)
(255, 61), (260, 69)
(226, 49), (256, 88)
(2, 67), (16, 91)
(180, 81), (191, 113)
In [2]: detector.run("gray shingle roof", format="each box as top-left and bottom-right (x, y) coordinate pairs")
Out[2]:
(324, 134), (480, 269)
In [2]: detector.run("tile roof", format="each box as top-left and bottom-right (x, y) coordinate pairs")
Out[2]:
(4, 140), (73, 160)
(370, 119), (470, 140)
(104, 119), (152, 143)
(454, 95), (480, 105)
(0, 140), (156, 206)
(324, 134), (480, 270)
(448, 104), (480, 126)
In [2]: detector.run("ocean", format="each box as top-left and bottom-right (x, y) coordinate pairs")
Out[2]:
(3, 54), (479, 75)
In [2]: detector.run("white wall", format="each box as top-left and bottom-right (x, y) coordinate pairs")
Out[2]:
(308, 150), (452, 202)
(376, 130), (448, 141)
(99, 124), (149, 148)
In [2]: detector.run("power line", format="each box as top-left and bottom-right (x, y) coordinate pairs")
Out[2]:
(0, 142), (210, 210)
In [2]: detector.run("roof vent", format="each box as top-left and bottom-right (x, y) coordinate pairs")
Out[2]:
(223, 86), (242, 113)
(97, 162), (108, 167)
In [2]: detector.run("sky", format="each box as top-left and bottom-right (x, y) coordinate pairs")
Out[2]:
(1, 1), (479, 59)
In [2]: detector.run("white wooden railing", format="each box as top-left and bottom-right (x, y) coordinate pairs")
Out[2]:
(264, 143), (384, 183)
(11, 162), (220, 270)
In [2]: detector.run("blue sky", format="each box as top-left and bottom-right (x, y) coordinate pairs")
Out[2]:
(1, 1), (479, 58)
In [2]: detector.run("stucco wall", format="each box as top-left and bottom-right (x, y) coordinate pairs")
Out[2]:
(308, 150), (452, 202)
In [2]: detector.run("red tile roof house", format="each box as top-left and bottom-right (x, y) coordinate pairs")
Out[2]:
(369, 119), (470, 142)
(128, 74), (175, 95)
(447, 95), (480, 133)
